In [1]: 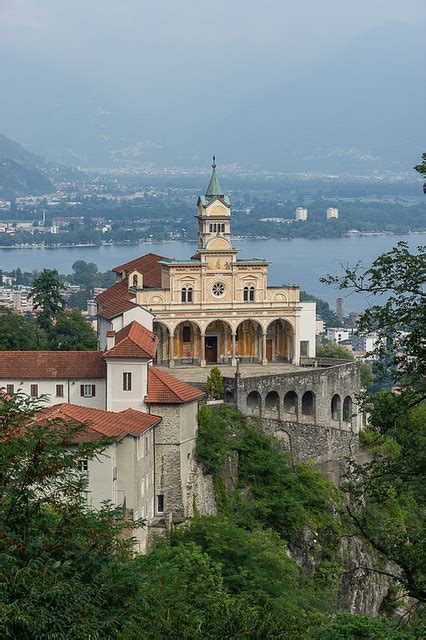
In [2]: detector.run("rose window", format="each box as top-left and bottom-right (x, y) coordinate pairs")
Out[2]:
(212, 282), (225, 297)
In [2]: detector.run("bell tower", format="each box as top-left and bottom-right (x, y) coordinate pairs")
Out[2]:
(196, 157), (235, 256)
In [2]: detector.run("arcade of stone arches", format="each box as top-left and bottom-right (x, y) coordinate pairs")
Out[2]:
(154, 318), (295, 367)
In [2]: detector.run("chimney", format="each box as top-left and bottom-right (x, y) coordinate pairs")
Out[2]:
(106, 330), (116, 350)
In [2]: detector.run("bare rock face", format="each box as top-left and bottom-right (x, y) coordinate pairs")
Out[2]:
(338, 536), (390, 615)
(288, 527), (319, 577)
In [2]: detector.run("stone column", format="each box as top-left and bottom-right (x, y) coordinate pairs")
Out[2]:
(292, 321), (300, 366)
(200, 331), (206, 367)
(193, 326), (198, 362)
(231, 333), (237, 367)
(262, 332), (268, 365)
(162, 329), (167, 365)
(224, 324), (229, 364)
(168, 331), (175, 368)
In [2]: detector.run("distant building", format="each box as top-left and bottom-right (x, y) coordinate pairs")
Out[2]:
(315, 316), (325, 335)
(347, 312), (361, 328)
(336, 298), (344, 321)
(295, 207), (308, 221)
(326, 327), (352, 343)
(326, 207), (339, 220)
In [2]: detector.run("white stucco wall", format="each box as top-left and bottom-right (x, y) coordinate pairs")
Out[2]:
(84, 442), (116, 508)
(98, 307), (154, 351)
(0, 378), (106, 409)
(299, 302), (316, 358)
(105, 359), (149, 412)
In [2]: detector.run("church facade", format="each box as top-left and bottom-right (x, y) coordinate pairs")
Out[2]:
(97, 159), (316, 367)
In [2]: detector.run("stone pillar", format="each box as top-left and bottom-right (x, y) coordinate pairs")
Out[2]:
(262, 332), (268, 365)
(224, 324), (229, 364)
(193, 326), (198, 361)
(200, 331), (206, 367)
(168, 331), (175, 368)
(293, 322), (300, 366)
(162, 329), (167, 365)
(231, 333), (237, 367)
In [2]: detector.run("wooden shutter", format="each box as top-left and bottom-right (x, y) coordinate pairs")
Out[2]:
(80, 385), (84, 396)
(92, 384), (96, 397)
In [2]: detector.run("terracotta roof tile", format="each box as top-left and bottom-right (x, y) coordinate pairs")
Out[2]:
(104, 321), (158, 359)
(0, 352), (106, 379)
(36, 403), (161, 441)
(112, 253), (167, 288)
(145, 366), (205, 404)
(95, 278), (137, 320)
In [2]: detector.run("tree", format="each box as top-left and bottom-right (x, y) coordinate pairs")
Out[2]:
(49, 310), (97, 350)
(206, 366), (224, 399)
(30, 269), (65, 331)
(71, 260), (99, 289)
(0, 307), (48, 350)
(0, 393), (135, 638)
(317, 339), (354, 360)
(414, 152), (426, 178)
(321, 242), (425, 403)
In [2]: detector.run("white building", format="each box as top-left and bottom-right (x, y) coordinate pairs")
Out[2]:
(0, 320), (206, 551)
(326, 327), (352, 343)
(326, 207), (339, 220)
(295, 207), (308, 221)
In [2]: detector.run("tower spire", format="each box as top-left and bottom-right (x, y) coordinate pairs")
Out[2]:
(205, 155), (223, 198)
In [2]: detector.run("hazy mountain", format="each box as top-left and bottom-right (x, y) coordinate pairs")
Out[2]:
(0, 134), (84, 196)
(0, 157), (53, 198)
(0, 22), (424, 174)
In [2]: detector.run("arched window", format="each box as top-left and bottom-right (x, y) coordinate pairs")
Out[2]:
(243, 286), (255, 302)
(284, 390), (298, 415)
(221, 223), (225, 232)
(343, 396), (353, 423)
(132, 274), (138, 288)
(331, 394), (341, 421)
(209, 223), (213, 232)
(302, 391), (315, 417)
(181, 287), (187, 303)
(187, 287), (193, 303)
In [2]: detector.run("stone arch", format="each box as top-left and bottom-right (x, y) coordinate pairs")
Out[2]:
(283, 390), (298, 417)
(235, 318), (263, 363)
(153, 321), (171, 365)
(343, 396), (353, 423)
(204, 319), (234, 364)
(331, 394), (341, 421)
(173, 320), (201, 364)
(301, 391), (316, 418)
(265, 318), (295, 363)
(265, 390), (280, 417)
(275, 429), (291, 452)
(246, 390), (261, 416)
(224, 390), (235, 406)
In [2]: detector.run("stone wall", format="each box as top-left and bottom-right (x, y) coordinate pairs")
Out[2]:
(224, 362), (361, 463)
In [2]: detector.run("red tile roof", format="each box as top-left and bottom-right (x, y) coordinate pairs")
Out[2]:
(36, 403), (161, 441)
(95, 278), (137, 320)
(112, 253), (167, 288)
(145, 366), (205, 404)
(104, 321), (158, 359)
(0, 351), (106, 379)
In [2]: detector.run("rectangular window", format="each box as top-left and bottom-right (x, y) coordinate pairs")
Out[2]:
(6, 384), (14, 395)
(249, 288), (255, 302)
(157, 494), (164, 513)
(80, 384), (96, 397)
(30, 384), (38, 397)
(300, 340), (309, 357)
(123, 372), (132, 391)
(56, 384), (64, 397)
(182, 326), (191, 343)
(78, 459), (89, 474)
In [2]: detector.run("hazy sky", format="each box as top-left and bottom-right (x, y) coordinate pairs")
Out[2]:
(1, 1), (425, 170)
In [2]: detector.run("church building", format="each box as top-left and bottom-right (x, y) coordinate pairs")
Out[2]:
(97, 158), (316, 367)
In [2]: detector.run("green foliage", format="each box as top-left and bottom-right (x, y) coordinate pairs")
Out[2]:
(30, 268), (65, 330)
(206, 366), (224, 399)
(311, 611), (422, 639)
(344, 394), (426, 604)
(0, 306), (48, 350)
(360, 362), (374, 389)
(49, 309), (97, 350)
(195, 404), (235, 474)
(322, 242), (426, 402)
(414, 152), (426, 178)
(317, 339), (354, 360)
(0, 393), (138, 639)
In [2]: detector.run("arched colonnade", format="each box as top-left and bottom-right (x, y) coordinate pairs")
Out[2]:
(153, 317), (295, 367)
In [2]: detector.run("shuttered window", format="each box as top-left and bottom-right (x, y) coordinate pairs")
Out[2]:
(80, 384), (96, 397)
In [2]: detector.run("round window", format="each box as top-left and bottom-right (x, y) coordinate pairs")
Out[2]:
(212, 282), (226, 297)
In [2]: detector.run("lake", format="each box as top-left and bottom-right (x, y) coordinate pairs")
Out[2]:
(0, 234), (423, 313)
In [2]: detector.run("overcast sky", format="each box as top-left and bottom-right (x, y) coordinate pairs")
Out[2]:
(1, 0), (425, 170)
